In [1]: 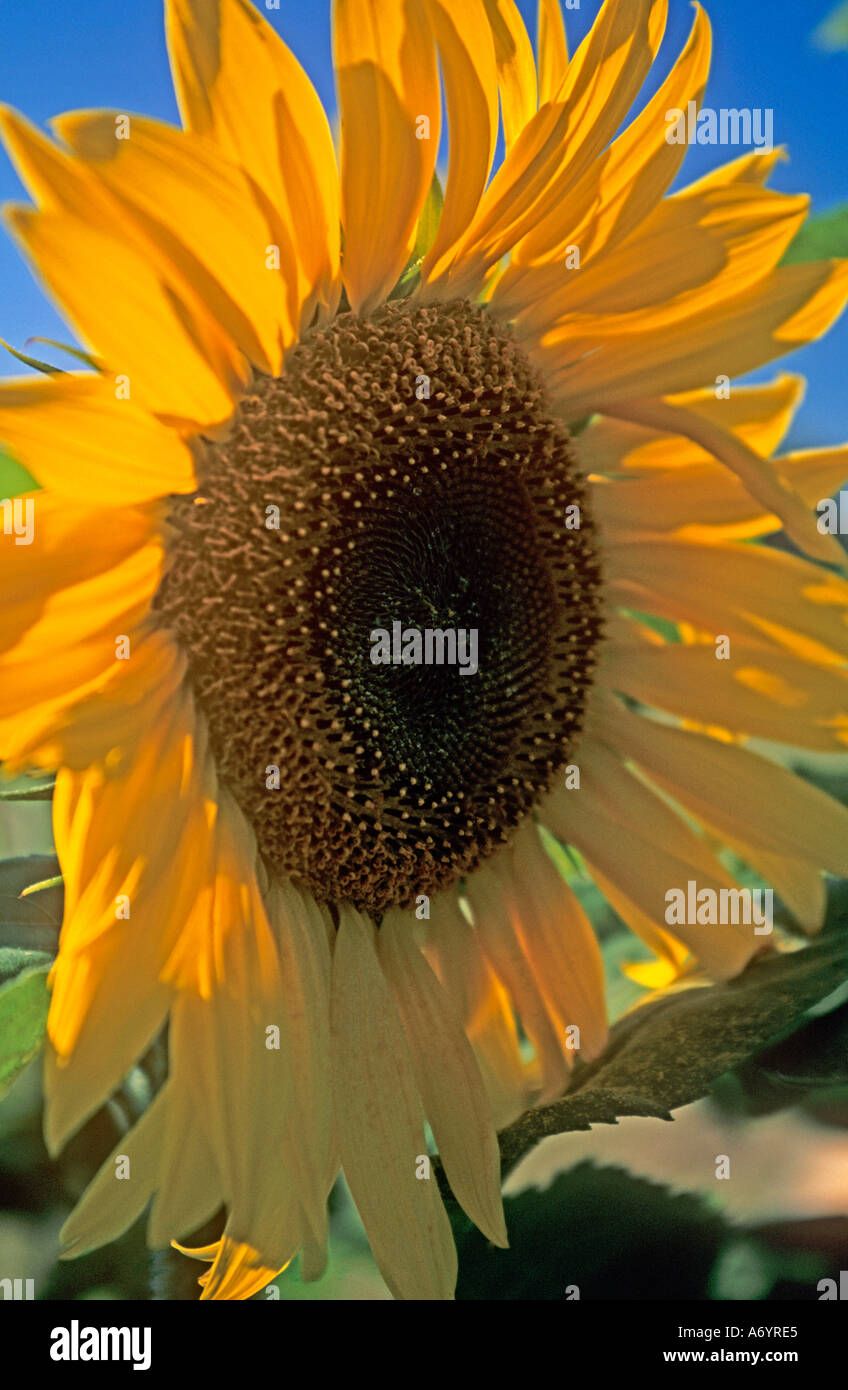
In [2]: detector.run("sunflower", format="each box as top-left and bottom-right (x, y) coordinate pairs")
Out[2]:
(2, 0), (848, 1302)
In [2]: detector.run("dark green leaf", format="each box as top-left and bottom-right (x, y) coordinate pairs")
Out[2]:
(493, 932), (848, 1175)
(0, 961), (50, 1097)
(0, 776), (55, 802)
(456, 1164), (728, 1300)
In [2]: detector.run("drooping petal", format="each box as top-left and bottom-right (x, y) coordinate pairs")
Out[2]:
(591, 443), (848, 545)
(605, 537), (848, 666)
(166, 793), (301, 1300)
(331, 905), (457, 1300)
(598, 395), (843, 567)
(264, 880), (334, 1252)
(580, 376), (805, 474)
(380, 908), (508, 1247)
(59, 1086), (169, 1259)
(465, 861), (572, 1100)
(600, 626), (848, 750)
(506, 821), (607, 1057)
(45, 685), (215, 1152)
(423, 888), (529, 1129)
(540, 734), (760, 978)
(599, 694), (848, 877)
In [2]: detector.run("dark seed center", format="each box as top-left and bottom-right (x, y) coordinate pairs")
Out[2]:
(153, 298), (602, 916)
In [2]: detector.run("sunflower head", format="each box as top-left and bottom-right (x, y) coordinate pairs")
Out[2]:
(1, 0), (848, 1305)
(153, 295), (602, 914)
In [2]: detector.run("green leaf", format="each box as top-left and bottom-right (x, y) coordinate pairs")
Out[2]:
(782, 203), (848, 265)
(493, 931), (848, 1175)
(0, 946), (52, 986)
(0, 775), (55, 802)
(0, 961), (50, 1098)
(455, 1163), (729, 1300)
(711, 1000), (848, 1122)
(391, 173), (445, 298)
(0, 337), (65, 375)
(26, 338), (103, 372)
(0, 449), (38, 497)
(813, 0), (848, 50)
(412, 172), (444, 265)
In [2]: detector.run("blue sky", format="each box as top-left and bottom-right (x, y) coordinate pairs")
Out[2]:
(0, 0), (846, 447)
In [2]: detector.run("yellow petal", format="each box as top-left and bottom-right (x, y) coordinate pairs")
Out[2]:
(0, 108), (241, 426)
(482, 0), (537, 148)
(465, 861), (571, 1100)
(543, 259), (848, 418)
(265, 880), (334, 1252)
(512, 2), (711, 270)
(423, 888), (529, 1129)
(601, 695), (848, 877)
(198, 1233), (293, 1301)
(0, 631), (186, 776)
(427, 0), (667, 296)
(0, 372), (197, 505)
(166, 0), (340, 327)
(0, 491), (157, 656)
(599, 395), (842, 567)
(148, 1094), (223, 1248)
(420, 0), (498, 286)
(380, 908), (507, 1248)
(537, 0), (568, 104)
(60, 1086), (168, 1259)
(605, 537), (848, 666)
(701, 833), (826, 936)
(513, 184), (808, 338)
(504, 820), (608, 1059)
(541, 734), (759, 978)
(586, 866), (691, 979)
(331, 905), (457, 1300)
(686, 147), (789, 193)
(591, 440), (848, 546)
(601, 628), (848, 750)
(166, 794), (301, 1299)
(581, 375), (805, 474)
(0, 549), (163, 719)
(336, 0), (440, 312)
(44, 685), (212, 1152)
(53, 112), (294, 375)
